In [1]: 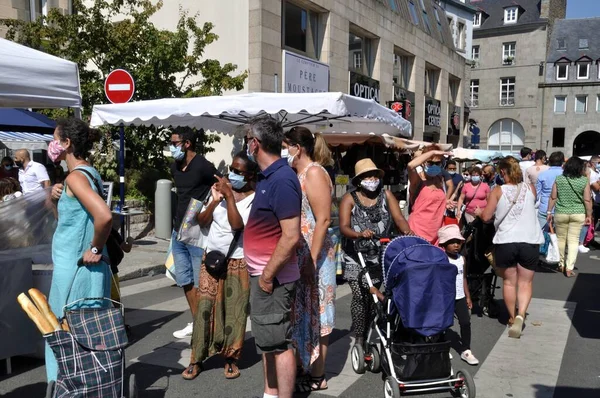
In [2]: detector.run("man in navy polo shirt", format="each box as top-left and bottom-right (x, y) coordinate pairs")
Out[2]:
(244, 117), (301, 398)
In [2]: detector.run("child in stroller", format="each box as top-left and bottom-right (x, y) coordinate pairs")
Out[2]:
(351, 235), (476, 398)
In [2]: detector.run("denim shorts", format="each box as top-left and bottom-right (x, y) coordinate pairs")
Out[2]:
(171, 230), (203, 287)
(249, 276), (296, 354)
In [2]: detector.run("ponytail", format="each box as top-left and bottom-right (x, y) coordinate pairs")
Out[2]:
(313, 133), (334, 167)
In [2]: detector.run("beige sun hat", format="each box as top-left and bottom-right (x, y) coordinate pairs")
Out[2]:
(352, 158), (384, 186)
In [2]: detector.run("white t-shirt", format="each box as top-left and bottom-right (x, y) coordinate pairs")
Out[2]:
(448, 254), (465, 300)
(18, 161), (50, 194)
(590, 169), (600, 204)
(519, 160), (535, 177)
(206, 193), (255, 259)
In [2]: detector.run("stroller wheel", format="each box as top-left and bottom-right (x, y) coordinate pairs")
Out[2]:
(45, 380), (55, 398)
(453, 369), (476, 398)
(351, 344), (367, 374)
(128, 374), (138, 398)
(369, 345), (381, 373)
(383, 376), (401, 398)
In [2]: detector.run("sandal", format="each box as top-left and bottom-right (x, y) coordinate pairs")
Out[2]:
(566, 270), (577, 278)
(224, 359), (240, 379)
(182, 362), (203, 380)
(295, 374), (328, 392)
(557, 265), (565, 274)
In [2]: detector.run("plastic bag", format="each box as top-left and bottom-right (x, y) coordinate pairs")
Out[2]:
(545, 232), (560, 264)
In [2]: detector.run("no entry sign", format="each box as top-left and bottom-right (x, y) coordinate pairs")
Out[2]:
(104, 69), (135, 104)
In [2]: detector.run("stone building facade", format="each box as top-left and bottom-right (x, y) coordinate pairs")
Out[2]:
(540, 18), (600, 157)
(0, 0), (71, 38)
(466, 0), (566, 154)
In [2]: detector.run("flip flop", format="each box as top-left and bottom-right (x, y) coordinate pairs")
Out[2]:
(182, 362), (203, 380)
(566, 271), (577, 278)
(224, 359), (240, 379)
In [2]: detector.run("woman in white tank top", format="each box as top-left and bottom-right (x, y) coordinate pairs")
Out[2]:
(475, 157), (543, 339)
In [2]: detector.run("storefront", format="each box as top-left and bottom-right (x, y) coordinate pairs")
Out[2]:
(282, 50), (330, 93)
(424, 96), (441, 142)
(388, 87), (415, 134)
(349, 71), (380, 103)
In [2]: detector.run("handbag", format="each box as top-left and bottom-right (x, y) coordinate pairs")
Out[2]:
(177, 197), (210, 247)
(76, 169), (124, 272)
(204, 230), (242, 278)
(485, 183), (523, 269)
(545, 223), (560, 264)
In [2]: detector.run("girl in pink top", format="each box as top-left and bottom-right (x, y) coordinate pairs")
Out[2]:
(457, 166), (490, 224)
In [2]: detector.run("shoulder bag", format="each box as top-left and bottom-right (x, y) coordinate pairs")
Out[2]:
(485, 183), (522, 270)
(75, 168), (124, 272)
(204, 230), (242, 279)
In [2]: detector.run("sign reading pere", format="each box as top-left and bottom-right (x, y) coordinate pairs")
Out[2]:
(283, 51), (329, 93)
(349, 72), (380, 103)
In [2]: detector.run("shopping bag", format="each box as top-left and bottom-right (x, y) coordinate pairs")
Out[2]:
(584, 223), (595, 246)
(443, 210), (458, 226)
(165, 240), (176, 282)
(545, 225), (560, 264)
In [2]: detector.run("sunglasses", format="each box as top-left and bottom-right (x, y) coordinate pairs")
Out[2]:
(229, 166), (248, 176)
(427, 161), (443, 166)
(170, 140), (183, 147)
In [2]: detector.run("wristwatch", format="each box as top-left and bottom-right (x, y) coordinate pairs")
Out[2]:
(90, 246), (102, 255)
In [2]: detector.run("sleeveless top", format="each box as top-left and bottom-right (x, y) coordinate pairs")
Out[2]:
(555, 175), (587, 214)
(493, 183), (544, 245)
(448, 254), (465, 300)
(408, 179), (446, 245)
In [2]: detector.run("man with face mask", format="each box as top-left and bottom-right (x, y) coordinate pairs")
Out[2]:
(14, 148), (50, 194)
(170, 128), (220, 340)
(482, 164), (497, 189)
(0, 156), (18, 180)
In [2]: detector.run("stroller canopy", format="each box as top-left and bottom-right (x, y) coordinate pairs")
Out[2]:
(383, 236), (457, 337)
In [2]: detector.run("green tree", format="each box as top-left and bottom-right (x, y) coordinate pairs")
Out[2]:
(2, 0), (246, 190)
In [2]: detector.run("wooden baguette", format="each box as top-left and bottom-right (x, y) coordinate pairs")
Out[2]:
(28, 288), (61, 331)
(17, 293), (54, 335)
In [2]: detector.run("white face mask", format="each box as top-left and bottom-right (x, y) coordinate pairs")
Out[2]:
(281, 148), (289, 159)
(360, 178), (380, 192)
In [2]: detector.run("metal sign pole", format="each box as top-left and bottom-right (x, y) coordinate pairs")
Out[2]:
(119, 124), (125, 236)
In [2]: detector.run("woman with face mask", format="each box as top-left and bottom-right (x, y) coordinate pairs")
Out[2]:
(281, 127), (335, 391)
(457, 167), (491, 224)
(407, 145), (453, 245)
(339, 158), (412, 353)
(184, 151), (256, 381)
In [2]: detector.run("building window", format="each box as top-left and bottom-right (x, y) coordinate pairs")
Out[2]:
(456, 21), (465, 49)
(579, 39), (589, 50)
(473, 12), (481, 27)
(502, 42), (516, 65)
(393, 52), (413, 89)
(408, 0), (420, 26)
(554, 95), (567, 113)
(556, 64), (569, 80)
(387, 0), (399, 12)
(425, 67), (439, 98)
(282, 1), (322, 59)
(449, 77), (460, 104)
(575, 95), (588, 113)
(418, 0), (432, 34)
(552, 128), (565, 147)
(557, 38), (566, 50)
(577, 62), (590, 79)
(471, 45), (480, 60)
(500, 77), (515, 106)
(469, 79), (479, 108)
(349, 32), (375, 77)
(504, 6), (518, 24)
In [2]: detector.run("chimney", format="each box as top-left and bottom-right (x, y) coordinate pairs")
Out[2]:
(540, 0), (567, 20)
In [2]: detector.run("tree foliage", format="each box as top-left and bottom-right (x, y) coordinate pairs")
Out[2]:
(1, 0), (247, 182)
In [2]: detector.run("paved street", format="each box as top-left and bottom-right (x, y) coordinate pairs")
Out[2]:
(1, 250), (600, 398)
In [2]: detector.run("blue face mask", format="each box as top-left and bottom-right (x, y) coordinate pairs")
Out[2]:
(471, 176), (481, 184)
(3, 165), (11, 171)
(170, 144), (184, 161)
(425, 165), (442, 177)
(246, 139), (256, 163)
(228, 171), (247, 190)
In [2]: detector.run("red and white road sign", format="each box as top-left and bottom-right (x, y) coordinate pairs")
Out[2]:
(104, 69), (135, 104)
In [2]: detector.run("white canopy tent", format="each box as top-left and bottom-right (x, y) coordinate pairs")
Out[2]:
(90, 92), (412, 137)
(0, 38), (82, 109)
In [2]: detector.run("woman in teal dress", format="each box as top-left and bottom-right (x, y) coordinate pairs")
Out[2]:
(45, 118), (113, 381)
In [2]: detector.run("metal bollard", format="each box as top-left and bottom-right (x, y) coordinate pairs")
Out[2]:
(155, 179), (173, 240)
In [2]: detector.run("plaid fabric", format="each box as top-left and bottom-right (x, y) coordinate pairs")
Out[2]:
(46, 307), (128, 398)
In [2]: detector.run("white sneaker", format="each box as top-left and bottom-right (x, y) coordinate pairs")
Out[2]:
(173, 322), (193, 339)
(578, 245), (590, 254)
(449, 352), (453, 360)
(460, 350), (479, 366)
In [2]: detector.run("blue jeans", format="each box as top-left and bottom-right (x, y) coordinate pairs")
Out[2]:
(579, 225), (588, 245)
(171, 229), (203, 287)
(538, 211), (550, 231)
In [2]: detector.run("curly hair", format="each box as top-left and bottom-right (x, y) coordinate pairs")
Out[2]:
(56, 118), (101, 160)
(562, 157), (586, 179)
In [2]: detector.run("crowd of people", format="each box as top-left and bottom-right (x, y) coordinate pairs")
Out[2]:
(7, 115), (598, 398)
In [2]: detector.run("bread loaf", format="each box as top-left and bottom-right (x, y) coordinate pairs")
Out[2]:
(28, 288), (60, 331)
(17, 293), (54, 335)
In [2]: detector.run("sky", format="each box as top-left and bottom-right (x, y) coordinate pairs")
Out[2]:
(566, 0), (600, 19)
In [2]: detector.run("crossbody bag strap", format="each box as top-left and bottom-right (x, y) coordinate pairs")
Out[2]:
(74, 168), (104, 200)
(224, 198), (253, 259)
(564, 177), (585, 203)
(496, 183), (522, 228)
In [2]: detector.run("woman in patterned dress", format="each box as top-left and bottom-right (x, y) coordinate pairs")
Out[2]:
(282, 127), (335, 392)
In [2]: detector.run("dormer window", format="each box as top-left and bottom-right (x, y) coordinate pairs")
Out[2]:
(556, 63), (569, 80)
(504, 7), (518, 24)
(473, 12), (482, 27)
(578, 63), (590, 79)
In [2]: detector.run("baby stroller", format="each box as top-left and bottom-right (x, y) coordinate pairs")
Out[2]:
(45, 258), (137, 398)
(352, 236), (476, 398)
(462, 219), (498, 318)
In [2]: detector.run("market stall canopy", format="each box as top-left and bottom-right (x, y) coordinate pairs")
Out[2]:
(0, 38), (82, 109)
(452, 148), (507, 163)
(90, 92), (412, 137)
(323, 133), (452, 152)
(0, 108), (56, 133)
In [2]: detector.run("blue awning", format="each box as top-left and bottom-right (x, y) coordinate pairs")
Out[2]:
(0, 131), (53, 142)
(0, 108), (56, 133)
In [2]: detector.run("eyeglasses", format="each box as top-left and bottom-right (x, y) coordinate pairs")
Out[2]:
(229, 166), (247, 175)
(170, 140), (182, 147)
